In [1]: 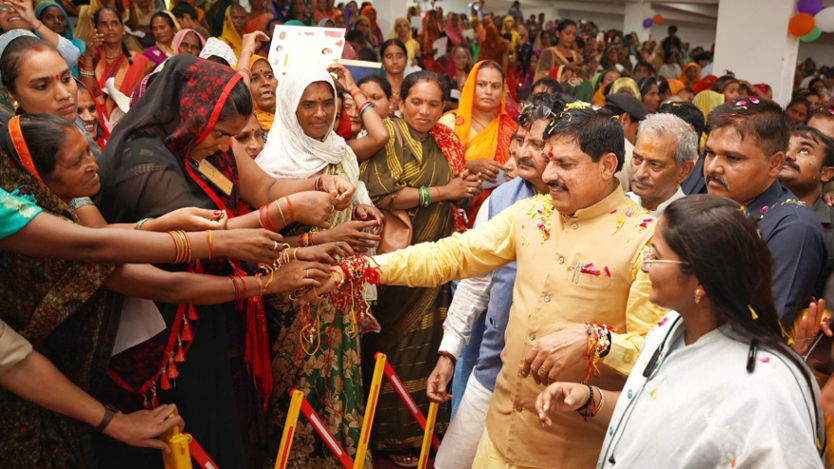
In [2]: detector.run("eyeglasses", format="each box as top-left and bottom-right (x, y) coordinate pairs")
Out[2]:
(641, 246), (689, 268)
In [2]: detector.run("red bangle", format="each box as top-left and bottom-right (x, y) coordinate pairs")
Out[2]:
(168, 231), (179, 263)
(229, 275), (240, 301)
(351, 89), (363, 101)
(239, 274), (248, 299)
(284, 196), (295, 223)
(260, 205), (279, 231)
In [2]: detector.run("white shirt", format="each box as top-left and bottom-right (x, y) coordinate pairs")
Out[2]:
(625, 185), (686, 217)
(599, 312), (823, 468)
(438, 198), (492, 358)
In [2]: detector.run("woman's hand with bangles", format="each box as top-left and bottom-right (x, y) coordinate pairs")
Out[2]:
(147, 207), (228, 232)
(352, 204), (384, 228)
(298, 265), (344, 302)
(295, 241), (354, 263)
(267, 260), (331, 294)
(288, 191), (337, 228)
(535, 382), (593, 426)
(211, 229), (285, 264)
(313, 220), (380, 252)
(318, 175), (355, 210)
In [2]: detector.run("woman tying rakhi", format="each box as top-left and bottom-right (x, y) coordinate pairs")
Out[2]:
(255, 61), (384, 468)
(439, 60), (517, 227)
(94, 54), (354, 468)
(0, 112), (335, 469)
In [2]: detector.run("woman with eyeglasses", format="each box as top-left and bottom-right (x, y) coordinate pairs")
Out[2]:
(535, 194), (825, 468)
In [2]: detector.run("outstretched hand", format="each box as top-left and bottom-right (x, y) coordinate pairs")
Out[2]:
(535, 382), (591, 426)
(792, 298), (831, 356)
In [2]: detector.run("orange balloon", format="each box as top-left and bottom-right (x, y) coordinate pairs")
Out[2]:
(652, 14), (664, 24)
(788, 13), (815, 36)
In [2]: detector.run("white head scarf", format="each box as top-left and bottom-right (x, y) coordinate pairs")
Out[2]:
(199, 37), (238, 69)
(255, 64), (370, 204)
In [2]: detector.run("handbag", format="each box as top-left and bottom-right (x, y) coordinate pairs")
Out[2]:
(377, 207), (412, 254)
(375, 119), (414, 254)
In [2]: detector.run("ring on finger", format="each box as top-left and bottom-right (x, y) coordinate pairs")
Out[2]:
(305, 268), (309, 278)
(273, 240), (279, 251)
(538, 366), (547, 377)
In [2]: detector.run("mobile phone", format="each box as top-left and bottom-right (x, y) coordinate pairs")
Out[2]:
(482, 168), (506, 190)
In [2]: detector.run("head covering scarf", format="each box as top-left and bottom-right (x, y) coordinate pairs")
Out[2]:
(667, 78), (685, 96)
(445, 14), (463, 45)
(199, 37), (238, 68)
(609, 77), (642, 100)
(172, 28), (206, 55)
(142, 12), (180, 65)
(692, 74), (717, 94)
(34, 2), (84, 51)
(692, 89), (724, 122)
(680, 61), (700, 84)
(249, 54), (275, 131)
(77, 80), (110, 148)
(256, 64), (356, 180)
(478, 24), (506, 64)
(0, 30), (37, 117)
(453, 60), (507, 146)
(388, 17), (419, 60)
(359, 6), (382, 47)
(318, 18), (334, 27)
(98, 55), (274, 405)
(219, 5), (243, 56)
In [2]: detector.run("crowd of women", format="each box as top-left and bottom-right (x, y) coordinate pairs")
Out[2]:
(1, 0), (834, 468)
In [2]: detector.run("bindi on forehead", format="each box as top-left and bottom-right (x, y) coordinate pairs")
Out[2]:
(33, 45), (44, 52)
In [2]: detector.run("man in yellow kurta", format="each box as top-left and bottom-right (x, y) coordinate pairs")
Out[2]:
(370, 107), (667, 467)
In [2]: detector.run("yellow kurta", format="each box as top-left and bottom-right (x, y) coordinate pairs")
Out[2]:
(373, 186), (666, 468)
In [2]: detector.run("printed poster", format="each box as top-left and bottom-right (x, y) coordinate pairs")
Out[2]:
(268, 24), (346, 80)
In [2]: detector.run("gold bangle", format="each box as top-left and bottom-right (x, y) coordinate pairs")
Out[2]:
(275, 199), (287, 225)
(594, 386), (605, 415)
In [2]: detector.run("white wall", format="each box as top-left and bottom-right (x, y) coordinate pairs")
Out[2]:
(798, 35), (834, 68)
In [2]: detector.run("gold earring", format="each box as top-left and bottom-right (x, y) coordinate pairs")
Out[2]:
(12, 100), (19, 110)
(694, 288), (703, 304)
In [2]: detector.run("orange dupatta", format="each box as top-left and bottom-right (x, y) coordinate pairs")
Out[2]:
(8, 116), (44, 184)
(453, 60), (515, 161)
(451, 59), (518, 226)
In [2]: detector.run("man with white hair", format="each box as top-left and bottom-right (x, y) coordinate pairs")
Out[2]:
(627, 113), (698, 215)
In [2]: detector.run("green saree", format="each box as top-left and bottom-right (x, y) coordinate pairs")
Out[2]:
(359, 117), (461, 450)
